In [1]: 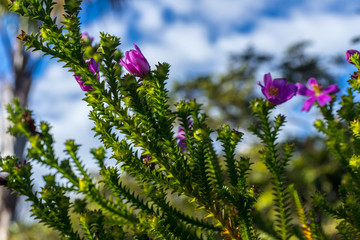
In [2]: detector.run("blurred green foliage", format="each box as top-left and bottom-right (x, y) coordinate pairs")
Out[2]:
(172, 42), (347, 238)
(9, 222), (60, 240)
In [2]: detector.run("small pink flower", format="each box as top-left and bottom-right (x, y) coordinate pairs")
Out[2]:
(258, 73), (297, 105)
(81, 32), (94, 44)
(142, 155), (155, 170)
(176, 120), (193, 152)
(346, 49), (360, 64)
(120, 44), (150, 77)
(74, 58), (100, 91)
(296, 78), (339, 112)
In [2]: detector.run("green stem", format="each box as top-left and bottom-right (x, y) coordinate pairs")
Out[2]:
(258, 106), (291, 240)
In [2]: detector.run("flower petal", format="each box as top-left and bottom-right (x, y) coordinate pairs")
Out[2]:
(267, 96), (283, 105)
(86, 58), (100, 74)
(296, 83), (313, 96)
(272, 78), (287, 90)
(120, 45), (150, 77)
(261, 87), (270, 99)
(346, 49), (360, 64)
(278, 83), (297, 100)
(317, 94), (332, 106)
(120, 58), (139, 76)
(133, 58), (150, 77)
(134, 44), (143, 55)
(322, 84), (339, 95)
(308, 78), (318, 90)
(76, 79), (93, 91)
(301, 96), (317, 112)
(263, 73), (272, 88)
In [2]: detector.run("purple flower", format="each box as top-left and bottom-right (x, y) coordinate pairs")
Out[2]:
(176, 120), (193, 152)
(143, 155), (151, 165)
(120, 44), (150, 77)
(351, 71), (359, 80)
(80, 32), (94, 44)
(346, 49), (360, 64)
(75, 58), (100, 91)
(296, 78), (339, 112)
(177, 127), (187, 151)
(258, 73), (297, 105)
(142, 155), (155, 170)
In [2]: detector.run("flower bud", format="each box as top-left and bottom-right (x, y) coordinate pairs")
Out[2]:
(194, 128), (210, 141)
(349, 155), (360, 169)
(351, 119), (360, 139)
(176, 120), (193, 151)
(74, 58), (100, 91)
(22, 111), (36, 135)
(313, 119), (325, 132)
(120, 44), (150, 77)
(346, 49), (360, 64)
(79, 178), (87, 192)
(80, 32), (94, 45)
(351, 71), (359, 81)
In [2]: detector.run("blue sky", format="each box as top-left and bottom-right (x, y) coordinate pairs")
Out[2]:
(76, 0), (360, 80)
(1, 0), (359, 221)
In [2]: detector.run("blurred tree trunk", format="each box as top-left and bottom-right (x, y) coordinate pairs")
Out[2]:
(0, 84), (16, 240)
(0, 39), (32, 240)
(0, 1), (124, 238)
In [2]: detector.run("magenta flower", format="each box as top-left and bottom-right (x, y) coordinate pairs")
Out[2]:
(74, 58), (100, 91)
(176, 120), (193, 152)
(80, 32), (94, 44)
(346, 49), (360, 64)
(258, 73), (297, 105)
(351, 72), (359, 81)
(296, 78), (339, 112)
(177, 127), (187, 151)
(142, 155), (155, 170)
(120, 44), (150, 77)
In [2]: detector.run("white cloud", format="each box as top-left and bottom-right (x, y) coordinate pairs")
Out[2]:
(132, 0), (164, 33)
(196, 0), (265, 28)
(158, 0), (193, 15)
(82, 13), (127, 42)
(139, 22), (216, 81)
(30, 64), (101, 168)
(301, 0), (360, 13)
(76, 0), (360, 84)
(214, 12), (360, 60)
(162, 23), (212, 62)
(158, 0), (266, 34)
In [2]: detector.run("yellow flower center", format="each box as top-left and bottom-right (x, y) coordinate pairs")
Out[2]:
(312, 84), (322, 95)
(268, 86), (279, 97)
